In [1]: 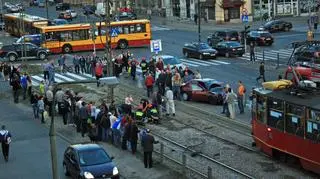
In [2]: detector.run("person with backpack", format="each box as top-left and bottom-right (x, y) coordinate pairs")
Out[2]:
(237, 81), (246, 114)
(0, 125), (12, 162)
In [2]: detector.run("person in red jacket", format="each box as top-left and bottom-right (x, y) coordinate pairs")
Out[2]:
(155, 57), (164, 71)
(95, 62), (103, 87)
(145, 73), (154, 97)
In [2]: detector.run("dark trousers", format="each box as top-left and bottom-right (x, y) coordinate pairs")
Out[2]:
(222, 102), (229, 116)
(74, 65), (80, 74)
(144, 151), (153, 168)
(40, 111), (44, 123)
(122, 137), (127, 150)
(80, 65), (86, 74)
(62, 112), (68, 125)
(1, 142), (9, 161)
(158, 83), (165, 96)
(13, 89), (19, 103)
(130, 140), (137, 154)
(250, 52), (255, 61)
(43, 71), (49, 80)
(147, 86), (153, 97)
(238, 95), (244, 113)
(22, 87), (27, 100)
(47, 101), (53, 116)
(256, 74), (266, 82)
(81, 119), (88, 137)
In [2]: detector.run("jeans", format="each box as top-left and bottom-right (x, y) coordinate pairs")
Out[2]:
(80, 65), (86, 74)
(32, 103), (39, 119)
(222, 102), (229, 116)
(43, 71), (49, 80)
(238, 95), (244, 113)
(147, 86), (153, 97)
(81, 119), (88, 137)
(74, 65), (80, 74)
(172, 86), (181, 100)
(112, 129), (121, 147)
(22, 87), (27, 100)
(102, 128), (109, 142)
(13, 89), (19, 103)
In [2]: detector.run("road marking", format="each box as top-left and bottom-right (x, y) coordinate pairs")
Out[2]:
(212, 60), (230, 64)
(66, 72), (87, 80)
(31, 75), (44, 82)
(179, 59), (209, 66)
(188, 58), (220, 65)
(263, 51), (290, 57)
(181, 62), (199, 67)
(276, 34), (305, 38)
(52, 77), (64, 83)
(55, 74), (75, 82)
(32, 81), (39, 86)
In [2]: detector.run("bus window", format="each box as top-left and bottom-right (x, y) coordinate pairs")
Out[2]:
(123, 26), (129, 34)
(285, 103), (304, 137)
(45, 32), (60, 41)
(129, 25), (135, 33)
(60, 31), (72, 42)
(72, 30), (89, 41)
(256, 94), (267, 124)
(306, 109), (320, 141)
(267, 98), (284, 131)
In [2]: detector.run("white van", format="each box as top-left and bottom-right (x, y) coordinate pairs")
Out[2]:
(95, 3), (105, 16)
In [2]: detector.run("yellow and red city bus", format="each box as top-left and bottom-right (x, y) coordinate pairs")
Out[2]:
(4, 13), (48, 37)
(36, 19), (151, 54)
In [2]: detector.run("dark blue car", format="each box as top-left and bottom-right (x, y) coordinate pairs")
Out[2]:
(63, 144), (120, 179)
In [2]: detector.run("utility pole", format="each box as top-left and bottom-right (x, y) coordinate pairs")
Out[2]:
(198, 0), (201, 43)
(105, 0), (114, 101)
(49, 90), (59, 179)
(46, 0), (49, 19)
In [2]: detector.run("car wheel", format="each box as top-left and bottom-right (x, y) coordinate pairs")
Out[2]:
(284, 27), (289, 32)
(118, 40), (128, 49)
(38, 52), (47, 60)
(225, 52), (230, 58)
(8, 54), (17, 62)
(199, 54), (204, 60)
(63, 163), (70, 176)
(62, 44), (72, 53)
(182, 93), (189, 101)
(208, 96), (217, 105)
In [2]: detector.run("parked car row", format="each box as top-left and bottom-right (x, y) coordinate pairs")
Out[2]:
(4, 2), (23, 13)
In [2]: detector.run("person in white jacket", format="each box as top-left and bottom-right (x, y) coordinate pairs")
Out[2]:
(165, 87), (175, 116)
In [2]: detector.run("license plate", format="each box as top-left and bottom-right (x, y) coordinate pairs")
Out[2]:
(266, 38), (271, 40)
(210, 54), (216, 56)
(237, 48), (243, 50)
(231, 38), (236, 40)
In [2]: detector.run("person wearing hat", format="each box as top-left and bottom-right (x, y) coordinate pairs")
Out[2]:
(141, 129), (158, 168)
(0, 125), (12, 162)
(165, 87), (175, 116)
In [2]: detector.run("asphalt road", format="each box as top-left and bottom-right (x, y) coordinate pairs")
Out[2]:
(0, 99), (70, 179)
(3, 2), (313, 91)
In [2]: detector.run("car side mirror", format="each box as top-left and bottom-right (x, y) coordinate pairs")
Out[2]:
(110, 156), (115, 160)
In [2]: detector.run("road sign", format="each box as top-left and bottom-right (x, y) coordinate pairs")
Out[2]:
(242, 15), (249, 23)
(110, 28), (120, 37)
(150, 39), (162, 53)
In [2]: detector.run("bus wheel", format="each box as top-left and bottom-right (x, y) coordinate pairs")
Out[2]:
(62, 44), (72, 53)
(8, 54), (17, 62)
(118, 40), (128, 49)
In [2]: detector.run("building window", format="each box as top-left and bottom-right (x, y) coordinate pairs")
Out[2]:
(229, 7), (240, 19)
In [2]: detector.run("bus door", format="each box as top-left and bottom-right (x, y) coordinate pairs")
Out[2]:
(44, 32), (61, 53)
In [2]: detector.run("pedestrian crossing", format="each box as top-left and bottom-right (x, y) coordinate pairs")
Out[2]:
(239, 48), (294, 62)
(30, 72), (96, 87)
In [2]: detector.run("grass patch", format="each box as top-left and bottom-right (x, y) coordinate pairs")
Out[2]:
(20, 64), (43, 75)
(58, 84), (96, 94)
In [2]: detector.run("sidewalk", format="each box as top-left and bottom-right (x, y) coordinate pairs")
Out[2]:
(150, 14), (310, 32)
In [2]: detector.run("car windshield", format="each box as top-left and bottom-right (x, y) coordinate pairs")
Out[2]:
(260, 32), (271, 37)
(78, 149), (111, 166)
(162, 56), (181, 65)
(198, 43), (211, 50)
(226, 42), (241, 48)
(227, 32), (238, 37)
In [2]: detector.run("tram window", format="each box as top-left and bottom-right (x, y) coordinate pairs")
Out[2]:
(306, 109), (320, 141)
(285, 104), (304, 137)
(267, 98), (284, 131)
(256, 94), (266, 123)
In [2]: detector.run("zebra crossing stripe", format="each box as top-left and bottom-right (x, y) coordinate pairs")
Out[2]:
(82, 73), (94, 78)
(254, 53), (278, 60)
(66, 72), (87, 80)
(180, 61), (199, 67)
(274, 49), (293, 55)
(188, 58), (220, 65)
(55, 74), (75, 82)
(180, 59), (209, 66)
(32, 81), (39, 86)
(31, 75), (44, 82)
(52, 77), (64, 83)
(212, 60), (230, 65)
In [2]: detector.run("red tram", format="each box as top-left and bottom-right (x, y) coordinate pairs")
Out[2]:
(252, 87), (320, 174)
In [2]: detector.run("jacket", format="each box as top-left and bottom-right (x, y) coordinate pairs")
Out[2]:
(140, 60), (148, 72)
(145, 76), (154, 87)
(39, 83), (45, 95)
(141, 134), (156, 152)
(38, 99), (45, 112)
(0, 130), (11, 143)
(129, 124), (139, 141)
(259, 65), (265, 75)
(95, 64), (103, 76)
(79, 106), (89, 120)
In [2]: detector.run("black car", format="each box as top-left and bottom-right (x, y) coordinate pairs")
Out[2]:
(246, 31), (273, 46)
(114, 12), (137, 21)
(182, 42), (218, 60)
(207, 30), (240, 46)
(0, 43), (49, 62)
(258, 20), (292, 32)
(63, 144), (119, 179)
(214, 41), (245, 57)
(83, 5), (96, 15)
(294, 45), (320, 62)
(56, 3), (70, 11)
